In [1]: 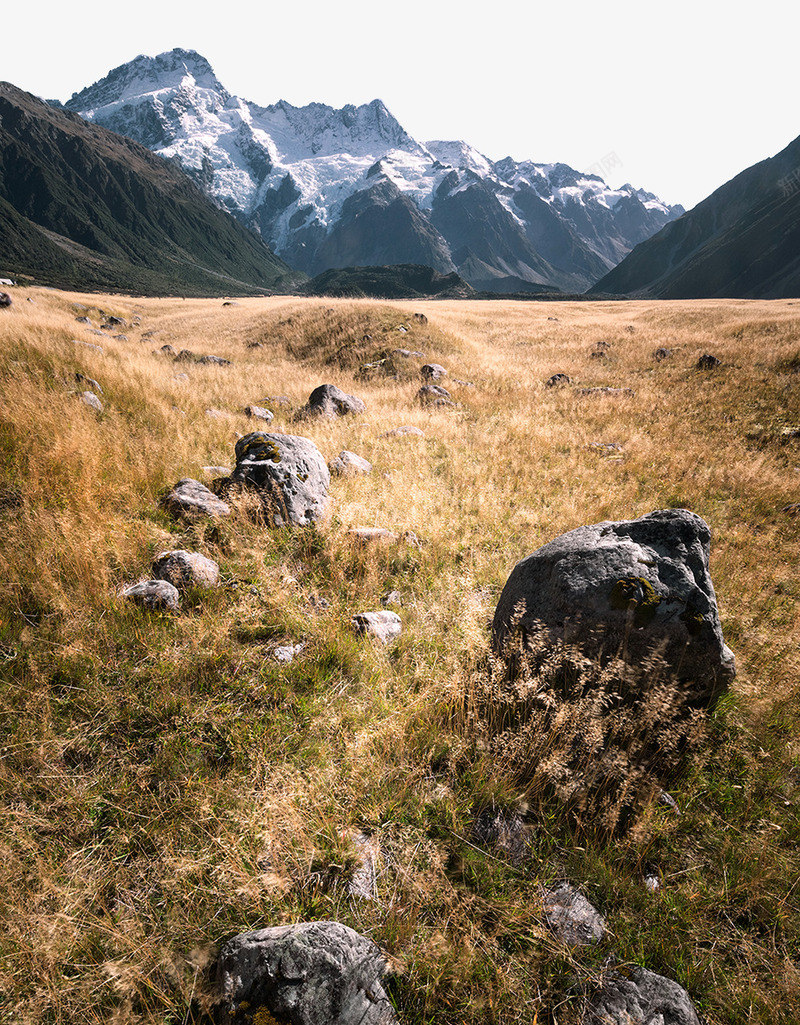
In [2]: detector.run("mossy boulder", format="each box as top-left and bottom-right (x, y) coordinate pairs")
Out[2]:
(491, 509), (735, 706)
(227, 432), (330, 527)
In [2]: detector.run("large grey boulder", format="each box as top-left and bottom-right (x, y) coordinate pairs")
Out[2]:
(541, 882), (606, 946)
(296, 384), (365, 420)
(162, 479), (231, 521)
(216, 921), (397, 1025)
(228, 432), (330, 527)
(492, 509), (735, 705)
(152, 549), (220, 589)
(584, 966), (700, 1025)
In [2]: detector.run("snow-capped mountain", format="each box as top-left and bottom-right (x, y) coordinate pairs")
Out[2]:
(66, 49), (683, 292)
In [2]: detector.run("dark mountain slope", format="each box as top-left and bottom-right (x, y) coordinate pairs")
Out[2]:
(590, 133), (800, 299)
(0, 83), (299, 295)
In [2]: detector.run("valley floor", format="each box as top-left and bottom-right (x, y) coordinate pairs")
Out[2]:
(1, 289), (799, 1023)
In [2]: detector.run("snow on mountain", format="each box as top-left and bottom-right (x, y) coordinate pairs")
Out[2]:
(66, 49), (684, 290)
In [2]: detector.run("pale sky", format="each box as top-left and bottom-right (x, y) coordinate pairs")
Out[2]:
(5, 0), (799, 210)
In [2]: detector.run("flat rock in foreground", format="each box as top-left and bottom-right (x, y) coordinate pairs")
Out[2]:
(492, 508), (735, 705)
(162, 479), (231, 521)
(152, 549), (220, 589)
(216, 921), (397, 1025)
(228, 432), (330, 527)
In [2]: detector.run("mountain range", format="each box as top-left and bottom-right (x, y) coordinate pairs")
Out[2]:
(0, 82), (296, 295)
(64, 49), (684, 293)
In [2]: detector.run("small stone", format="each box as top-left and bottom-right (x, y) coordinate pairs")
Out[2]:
(782, 502), (800, 516)
(157, 344), (177, 356)
(203, 465), (231, 477)
(72, 339), (103, 353)
(658, 790), (681, 813)
(644, 874), (661, 892)
(697, 353), (721, 370)
(472, 807), (532, 865)
(0, 292), (11, 309)
(381, 425), (424, 438)
(87, 329), (105, 337)
(273, 642), (306, 663)
(541, 882), (606, 946)
(654, 347), (673, 361)
(412, 312), (428, 324)
(75, 372), (102, 394)
(579, 387), (635, 397)
(546, 373), (570, 388)
(347, 832), (382, 900)
(261, 395), (291, 407)
(417, 384), (453, 406)
(79, 391), (103, 412)
(247, 341), (264, 349)
(162, 479), (231, 521)
(394, 348), (426, 359)
(75, 315), (91, 324)
(105, 315), (126, 326)
(198, 354), (232, 366)
(329, 451), (372, 477)
(122, 579), (180, 612)
(402, 530), (420, 547)
(244, 405), (274, 423)
(421, 362), (447, 381)
(174, 349), (198, 363)
(205, 408), (230, 420)
(114, 334), (128, 342)
(348, 527), (398, 544)
(151, 549), (220, 589)
(381, 590), (402, 606)
(352, 611), (402, 644)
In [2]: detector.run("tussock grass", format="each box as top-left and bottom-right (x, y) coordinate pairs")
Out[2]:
(1, 288), (800, 1022)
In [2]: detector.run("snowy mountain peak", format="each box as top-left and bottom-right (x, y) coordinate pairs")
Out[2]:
(425, 140), (494, 177)
(68, 48), (226, 112)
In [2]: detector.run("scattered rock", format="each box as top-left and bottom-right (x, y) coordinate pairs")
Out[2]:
(347, 527), (398, 544)
(421, 363), (447, 381)
(397, 325), (408, 333)
(105, 315), (126, 326)
(472, 807), (532, 865)
(174, 349), (198, 363)
(546, 373), (570, 388)
(227, 432), (330, 527)
(203, 465), (231, 477)
(174, 373), (189, 382)
(541, 882), (606, 946)
(152, 549), (220, 589)
(274, 642), (306, 663)
(157, 344), (177, 356)
(79, 391), (103, 412)
(222, 300), (240, 307)
(352, 611), (402, 644)
(644, 874), (661, 893)
(782, 502), (800, 516)
(329, 451), (372, 476)
(381, 590), (402, 606)
(244, 404), (274, 423)
(296, 384), (366, 420)
(198, 354), (232, 366)
(261, 395), (292, 408)
(122, 579), (180, 612)
(216, 921), (398, 1025)
(114, 334), (129, 342)
(72, 339), (103, 353)
(246, 341), (264, 349)
(75, 315), (91, 324)
(412, 312), (428, 324)
(584, 966), (700, 1025)
(87, 329), (105, 337)
(654, 347), (673, 361)
(381, 425), (424, 438)
(205, 408), (231, 420)
(658, 790), (680, 813)
(75, 372), (102, 394)
(697, 353), (721, 370)
(417, 384), (453, 407)
(491, 508), (736, 705)
(394, 348), (426, 359)
(162, 479), (231, 521)
(401, 530), (420, 547)
(587, 442), (624, 457)
(547, 316), (559, 321)
(347, 832), (382, 900)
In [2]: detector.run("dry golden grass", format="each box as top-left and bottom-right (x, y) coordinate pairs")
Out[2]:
(1, 287), (800, 1023)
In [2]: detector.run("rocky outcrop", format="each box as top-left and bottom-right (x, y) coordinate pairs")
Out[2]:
(492, 509), (735, 705)
(215, 921), (397, 1025)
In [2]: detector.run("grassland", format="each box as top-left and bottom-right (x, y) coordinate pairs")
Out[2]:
(1, 288), (799, 1024)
